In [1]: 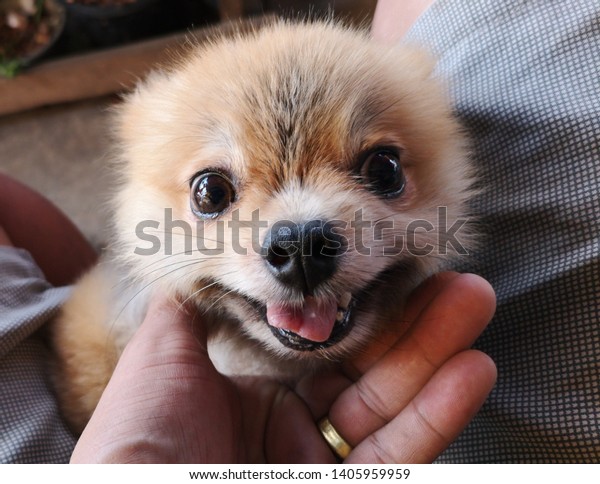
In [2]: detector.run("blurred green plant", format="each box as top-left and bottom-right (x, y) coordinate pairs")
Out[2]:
(0, 58), (22, 78)
(0, 0), (56, 78)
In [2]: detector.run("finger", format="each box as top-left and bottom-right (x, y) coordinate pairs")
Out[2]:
(233, 376), (339, 463)
(295, 370), (353, 419)
(123, 293), (209, 367)
(263, 385), (338, 464)
(402, 272), (462, 324)
(347, 272), (462, 376)
(296, 272), (464, 416)
(329, 273), (496, 445)
(73, 293), (236, 463)
(346, 350), (497, 463)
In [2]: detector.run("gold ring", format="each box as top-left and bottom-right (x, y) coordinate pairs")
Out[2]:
(318, 417), (353, 460)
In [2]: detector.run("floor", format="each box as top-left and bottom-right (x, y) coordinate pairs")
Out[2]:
(0, 97), (115, 249)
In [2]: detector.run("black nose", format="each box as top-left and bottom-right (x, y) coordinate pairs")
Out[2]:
(262, 220), (344, 294)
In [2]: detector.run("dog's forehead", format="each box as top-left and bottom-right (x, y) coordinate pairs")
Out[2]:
(163, 23), (424, 191)
(229, 58), (389, 187)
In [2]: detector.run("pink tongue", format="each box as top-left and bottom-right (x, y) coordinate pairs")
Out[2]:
(266, 296), (338, 343)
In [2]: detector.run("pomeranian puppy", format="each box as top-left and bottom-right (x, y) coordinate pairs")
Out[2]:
(51, 20), (473, 433)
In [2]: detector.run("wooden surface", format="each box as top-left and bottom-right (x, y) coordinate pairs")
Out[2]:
(0, 16), (273, 117)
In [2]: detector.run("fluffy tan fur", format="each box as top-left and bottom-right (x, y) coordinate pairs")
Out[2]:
(52, 265), (119, 433)
(52, 20), (473, 433)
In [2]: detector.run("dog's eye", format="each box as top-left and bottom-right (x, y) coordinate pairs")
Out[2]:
(359, 148), (405, 198)
(190, 171), (235, 218)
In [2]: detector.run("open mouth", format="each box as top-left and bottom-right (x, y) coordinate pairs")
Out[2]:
(241, 291), (356, 352)
(231, 262), (408, 353)
(266, 293), (356, 352)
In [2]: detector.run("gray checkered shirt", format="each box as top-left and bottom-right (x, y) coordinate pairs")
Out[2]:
(407, 0), (600, 463)
(0, 248), (75, 463)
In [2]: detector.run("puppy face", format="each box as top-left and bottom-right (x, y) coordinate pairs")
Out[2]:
(113, 21), (472, 360)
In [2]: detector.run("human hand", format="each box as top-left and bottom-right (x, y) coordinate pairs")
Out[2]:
(372, 0), (436, 44)
(0, 174), (97, 285)
(70, 272), (496, 463)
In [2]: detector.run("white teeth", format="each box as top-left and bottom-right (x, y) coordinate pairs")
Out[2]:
(336, 310), (344, 323)
(339, 292), (352, 310)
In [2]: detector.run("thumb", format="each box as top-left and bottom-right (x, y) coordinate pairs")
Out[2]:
(72, 293), (228, 463)
(120, 293), (210, 371)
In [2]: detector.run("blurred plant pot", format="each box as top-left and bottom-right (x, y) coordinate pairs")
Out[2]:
(58, 0), (165, 51)
(0, 0), (66, 77)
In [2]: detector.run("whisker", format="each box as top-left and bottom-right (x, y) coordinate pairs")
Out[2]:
(109, 259), (207, 330)
(111, 255), (228, 293)
(144, 229), (226, 245)
(115, 250), (204, 279)
(175, 277), (230, 312)
(204, 287), (239, 313)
